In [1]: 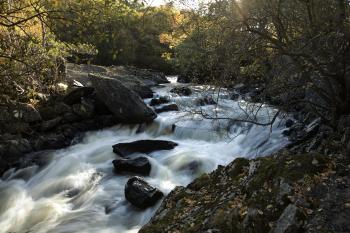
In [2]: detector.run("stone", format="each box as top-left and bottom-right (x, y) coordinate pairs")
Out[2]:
(7, 103), (42, 123)
(285, 119), (294, 128)
(39, 102), (72, 121)
(113, 157), (151, 176)
(273, 204), (303, 233)
(150, 97), (170, 106)
(125, 176), (164, 209)
(41, 117), (62, 132)
(113, 140), (178, 157)
(170, 87), (192, 96)
(34, 134), (68, 150)
(90, 73), (156, 124)
(196, 96), (217, 106)
(154, 104), (179, 113)
(63, 87), (95, 105)
(72, 99), (95, 119)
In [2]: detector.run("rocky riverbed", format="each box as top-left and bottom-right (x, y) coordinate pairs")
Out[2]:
(0, 63), (349, 233)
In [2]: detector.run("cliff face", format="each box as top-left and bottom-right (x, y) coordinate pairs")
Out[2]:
(140, 152), (350, 233)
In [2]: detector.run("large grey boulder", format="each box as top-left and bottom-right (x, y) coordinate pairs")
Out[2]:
(89, 74), (156, 124)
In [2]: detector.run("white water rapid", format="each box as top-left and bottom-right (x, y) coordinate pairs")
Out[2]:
(0, 78), (289, 233)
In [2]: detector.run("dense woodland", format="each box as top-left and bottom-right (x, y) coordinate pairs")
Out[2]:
(1, 0), (350, 127)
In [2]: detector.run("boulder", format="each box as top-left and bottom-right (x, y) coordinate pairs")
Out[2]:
(113, 140), (178, 157)
(39, 102), (72, 121)
(63, 87), (95, 105)
(170, 87), (192, 96)
(155, 104), (179, 113)
(89, 74), (156, 124)
(125, 176), (164, 209)
(273, 204), (303, 233)
(196, 96), (217, 106)
(72, 99), (95, 119)
(34, 134), (68, 150)
(40, 117), (63, 132)
(150, 97), (170, 106)
(110, 74), (154, 98)
(113, 157), (151, 175)
(0, 139), (32, 157)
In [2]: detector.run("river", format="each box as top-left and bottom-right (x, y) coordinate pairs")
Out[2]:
(0, 77), (289, 233)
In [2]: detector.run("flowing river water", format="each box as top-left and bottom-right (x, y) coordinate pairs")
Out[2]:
(0, 77), (289, 233)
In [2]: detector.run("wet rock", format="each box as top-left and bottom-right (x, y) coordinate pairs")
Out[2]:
(34, 134), (68, 150)
(125, 176), (164, 209)
(90, 73), (156, 124)
(273, 204), (303, 233)
(150, 97), (170, 106)
(63, 87), (95, 105)
(154, 104), (179, 113)
(113, 157), (151, 176)
(170, 86), (192, 96)
(113, 140), (178, 157)
(40, 117), (62, 132)
(196, 96), (217, 106)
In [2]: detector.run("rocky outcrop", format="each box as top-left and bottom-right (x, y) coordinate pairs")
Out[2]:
(125, 176), (164, 209)
(90, 73), (156, 124)
(113, 157), (151, 175)
(113, 140), (178, 157)
(66, 63), (169, 99)
(140, 152), (349, 233)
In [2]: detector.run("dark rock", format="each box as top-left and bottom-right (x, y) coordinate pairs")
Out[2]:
(0, 103), (42, 124)
(34, 134), (68, 150)
(231, 93), (240, 101)
(154, 104), (179, 113)
(113, 140), (178, 157)
(72, 99), (95, 119)
(170, 87), (192, 96)
(177, 75), (191, 83)
(39, 102), (72, 121)
(41, 117), (62, 132)
(0, 139), (32, 157)
(125, 176), (163, 209)
(196, 96), (217, 106)
(90, 73), (156, 124)
(63, 87), (95, 105)
(150, 97), (170, 106)
(273, 204), (303, 233)
(285, 119), (294, 128)
(113, 157), (151, 175)
(62, 112), (80, 123)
